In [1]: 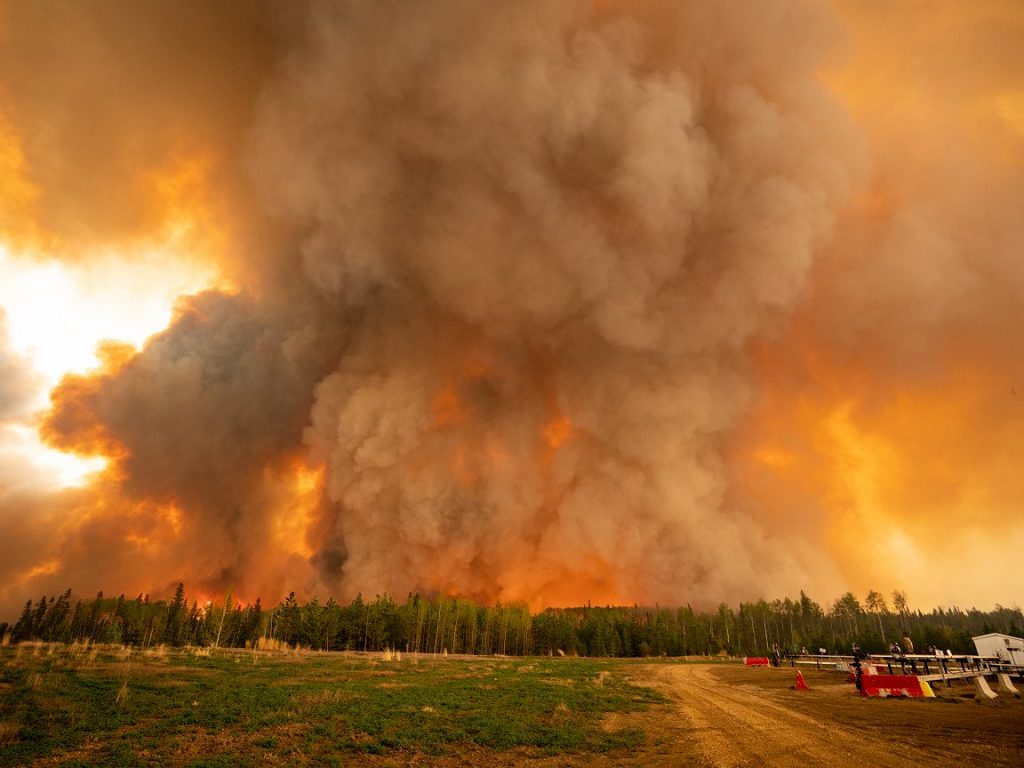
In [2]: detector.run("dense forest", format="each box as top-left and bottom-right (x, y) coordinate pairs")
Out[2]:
(3, 586), (1021, 658)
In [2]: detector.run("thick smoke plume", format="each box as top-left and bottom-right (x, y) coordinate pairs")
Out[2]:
(1, 0), (1022, 614)
(249, 0), (860, 606)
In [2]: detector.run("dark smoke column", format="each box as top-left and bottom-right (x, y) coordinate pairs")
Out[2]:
(251, 0), (860, 606)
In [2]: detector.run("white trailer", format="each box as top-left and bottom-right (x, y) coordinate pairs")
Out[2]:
(972, 633), (1024, 666)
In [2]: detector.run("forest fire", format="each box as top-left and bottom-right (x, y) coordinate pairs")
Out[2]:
(1, 0), (1022, 617)
(269, 460), (324, 561)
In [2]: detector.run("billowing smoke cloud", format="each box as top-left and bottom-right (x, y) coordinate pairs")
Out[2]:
(35, 290), (348, 598)
(247, 0), (862, 605)
(1, 0), (1022, 615)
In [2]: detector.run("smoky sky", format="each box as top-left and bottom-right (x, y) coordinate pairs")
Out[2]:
(1, 0), (1022, 615)
(0, 311), (37, 422)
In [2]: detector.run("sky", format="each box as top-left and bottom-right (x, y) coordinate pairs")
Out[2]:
(0, 0), (1022, 618)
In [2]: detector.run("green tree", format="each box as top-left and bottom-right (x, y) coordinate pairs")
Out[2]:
(11, 600), (33, 641)
(162, 583), (186, 645)
(865, 590), (889, 647)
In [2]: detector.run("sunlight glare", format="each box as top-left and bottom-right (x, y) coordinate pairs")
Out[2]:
(0, 240), (220, 489)
(0, 423), (107, 490)
(0, 243), (217, 398)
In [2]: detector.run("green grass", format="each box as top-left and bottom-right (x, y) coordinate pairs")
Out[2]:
(0, 644), (667, 766)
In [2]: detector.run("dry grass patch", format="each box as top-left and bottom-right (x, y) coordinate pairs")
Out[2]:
(171, 725), (268, 763)
(542, 677), (575, 687)
(143, 644), (168, 660)
(547, 702), (573, 724)
(298, 688), (343, 705)
(0, 721), (21, 746)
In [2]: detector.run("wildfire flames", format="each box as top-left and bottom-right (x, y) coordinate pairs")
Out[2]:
(1, 0), (1022, 615)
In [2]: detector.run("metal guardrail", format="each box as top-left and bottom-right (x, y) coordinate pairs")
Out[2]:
(784, 652), (1024, 678)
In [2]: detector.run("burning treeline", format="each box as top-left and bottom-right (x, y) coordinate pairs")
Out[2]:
(0, 1), (1023, 616)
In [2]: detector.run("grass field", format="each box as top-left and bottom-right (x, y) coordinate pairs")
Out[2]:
(0, 643), (668, 767)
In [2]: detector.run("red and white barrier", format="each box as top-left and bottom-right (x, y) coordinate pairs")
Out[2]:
(859, 673), (934, 698)
(744, 656), (770, 667)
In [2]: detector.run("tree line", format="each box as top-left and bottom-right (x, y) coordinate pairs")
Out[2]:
(3, 585), (1021, 658)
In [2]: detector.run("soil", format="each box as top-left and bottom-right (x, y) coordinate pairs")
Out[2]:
(618, 663), (1024, 767)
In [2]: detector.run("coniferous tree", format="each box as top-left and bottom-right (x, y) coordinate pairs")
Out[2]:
(3, 582), (1018, 657)
(31, 596), (49, 637)
(11, 600), (33, 641)
(279, 591), (300, 646)
(163, 583), (186, 645)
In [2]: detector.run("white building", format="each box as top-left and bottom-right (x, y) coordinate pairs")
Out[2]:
(972, 633), (1024, 666)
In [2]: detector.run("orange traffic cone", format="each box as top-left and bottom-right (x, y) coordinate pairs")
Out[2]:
(794, 670), (809, 690)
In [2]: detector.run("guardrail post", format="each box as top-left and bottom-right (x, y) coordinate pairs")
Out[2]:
(973, 675), (998, 700)
(996, 674), (1020, 696)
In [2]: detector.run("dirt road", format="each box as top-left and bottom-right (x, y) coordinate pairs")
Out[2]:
(634, 663), (1024, 768)
(644, 664), (918, 767)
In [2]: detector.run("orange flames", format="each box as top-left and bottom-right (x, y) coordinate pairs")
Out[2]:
(269, 459), (325, 562)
